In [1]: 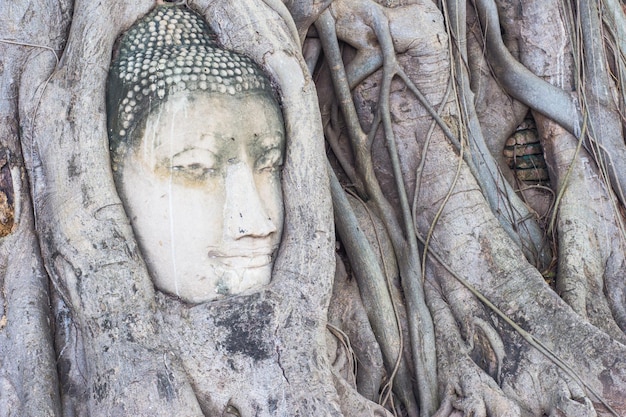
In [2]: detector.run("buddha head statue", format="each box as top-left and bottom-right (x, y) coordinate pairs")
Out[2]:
(107, 4), (285, 303)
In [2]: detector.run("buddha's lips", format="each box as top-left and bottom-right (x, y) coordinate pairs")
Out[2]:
(206, 251), (274, 268)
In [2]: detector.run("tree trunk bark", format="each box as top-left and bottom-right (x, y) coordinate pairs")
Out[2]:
(2, 0), (626, 416)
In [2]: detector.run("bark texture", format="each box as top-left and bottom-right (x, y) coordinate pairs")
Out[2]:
(2, 0), (626, 416)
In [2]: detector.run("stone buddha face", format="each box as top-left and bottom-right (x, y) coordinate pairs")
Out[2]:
(108, 5), (285, 302)
(117, 90), (285, 303)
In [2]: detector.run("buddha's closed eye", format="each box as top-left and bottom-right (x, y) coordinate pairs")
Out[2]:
(256, 147), (283, 173)
(167, 148), (218, 181)
(171, 163), (217, 180)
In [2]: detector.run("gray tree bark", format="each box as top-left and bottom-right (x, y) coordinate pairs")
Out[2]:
(1, 0), (626, 416)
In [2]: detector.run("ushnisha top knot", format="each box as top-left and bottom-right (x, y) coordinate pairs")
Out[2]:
(107, 4), (274, 153)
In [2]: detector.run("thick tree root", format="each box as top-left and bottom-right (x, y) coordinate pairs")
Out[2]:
(329, 161), (419, 414)
(410, 119), (626, 414)
(0, 31), (63, 416)
(496, 0), (626, 337)
(536, 114), (626, 340)
(444, 0), (552, 270)
(478, 0), (626, 209)
(317, 5), (439, 415)
(425, 275), (522, 417)
(327, 256), (385, 403)
(332, 369), (394, 417)
(472, 0), (581, 134)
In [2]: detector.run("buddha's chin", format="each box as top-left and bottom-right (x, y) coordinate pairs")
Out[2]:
(213, 262), (273, 297)
(157, 262), (274, 304)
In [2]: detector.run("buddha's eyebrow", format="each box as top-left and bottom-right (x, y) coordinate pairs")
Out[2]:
(159, 147), (218, 165)
(170, 146), (195, 157)
(177, 145), (221, 157)
(199, 133), (238, 147)
(152, 140), (187, 155)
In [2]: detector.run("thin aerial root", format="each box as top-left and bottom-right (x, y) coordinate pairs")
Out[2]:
(413, 80), (455, 275)
(0, 39), (60, 62)
(327, 323), (357, 384)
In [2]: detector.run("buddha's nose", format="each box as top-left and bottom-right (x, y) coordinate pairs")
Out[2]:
(223, 161), (277, 240)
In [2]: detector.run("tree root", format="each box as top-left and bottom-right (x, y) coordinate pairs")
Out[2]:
(471, 0), (581, 134)
(497, 0), (626, 337)
(443, 0), (552, 271)
(317, 7), (438, 415)
(331, 368), (394, 417)
(466, 15), (529, 188)
(476, 0), (626, 210)
(577, 0), (626, 206)
(327, 256), (385, 403)
(536, 113), (626, 341)
(425, 275), (522, 417)
(502, 352), (598, 416)
(323, 0), (626, 415)
(329, 163), (419, 416)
